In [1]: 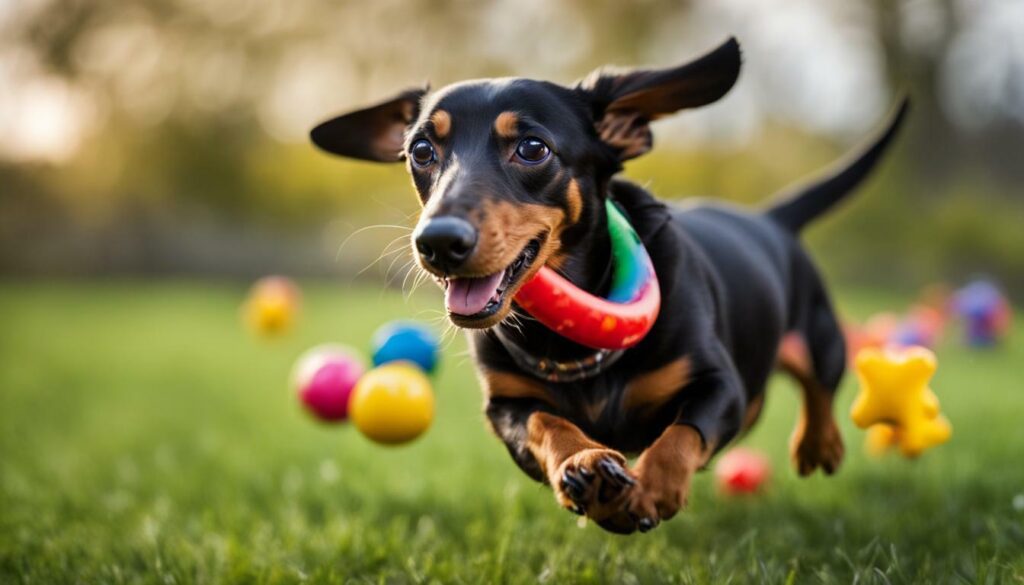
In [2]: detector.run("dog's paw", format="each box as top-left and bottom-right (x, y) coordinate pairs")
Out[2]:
(590, 473), (690, 535)
(590, 426), (703, 535)
(626, 480), (688, 532)
(553, 449), (636, 521)
(791, 418), (845, 476)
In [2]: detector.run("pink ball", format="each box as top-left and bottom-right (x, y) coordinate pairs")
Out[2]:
(292, 345), (366, 422)
(714, 447), (771, 495)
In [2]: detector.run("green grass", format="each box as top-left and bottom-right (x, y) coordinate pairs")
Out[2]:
(1, 281), (1023, 584)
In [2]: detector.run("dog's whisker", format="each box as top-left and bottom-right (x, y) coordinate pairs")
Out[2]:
(384, 255), (416, 289)
(513, 310), (537, 323)
(502, 312), (519, 332)
(400, 262), (417, 295)
(351, 232), (412, 278)
(403, 268), (428, 299)
(441, 325), (460, 347)
(335, 224), (413, 262)
(355, 239), (412, 278)
(401, 262), (431, 300)
(378, 234), (412, 257)
(501, 310), (530, 336)
(386, 265), (415, 293)
(406, 269), (434, 299)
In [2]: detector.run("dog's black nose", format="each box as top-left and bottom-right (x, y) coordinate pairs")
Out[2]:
(413, 216), (478, 272)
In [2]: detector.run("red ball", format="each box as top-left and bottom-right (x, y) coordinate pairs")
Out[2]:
(714, 447), (771, 494)
(292, 345), (366, 422)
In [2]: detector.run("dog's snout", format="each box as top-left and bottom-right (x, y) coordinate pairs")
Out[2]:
(414, 216), (478, 272)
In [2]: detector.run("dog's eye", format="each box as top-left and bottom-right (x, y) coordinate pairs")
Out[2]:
(515, 137), (550, 164)
(409, 139), (436, 167)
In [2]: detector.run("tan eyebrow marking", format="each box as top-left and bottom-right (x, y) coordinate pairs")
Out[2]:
(494, 111), (519, 138)
(566, 179), (583, 224)
(431, 110), (451, 138)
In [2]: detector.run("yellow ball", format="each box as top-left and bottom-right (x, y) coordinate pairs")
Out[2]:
(242, 276), (301, 337)
(350, 362), (434, 445)
(245, 295), (293, 335)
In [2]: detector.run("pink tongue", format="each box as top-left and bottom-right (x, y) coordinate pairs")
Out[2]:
(446, 272), (504, 316)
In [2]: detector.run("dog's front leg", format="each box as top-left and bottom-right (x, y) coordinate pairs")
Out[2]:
(525, 411), (638, 521)
(623, 424), (710, 531)
(483, 371), (638, 525)
(590, 421), (713, 534)
(612, 352), (746, 533)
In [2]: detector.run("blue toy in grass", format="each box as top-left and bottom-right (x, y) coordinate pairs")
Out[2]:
(953, 279), (1012, 347)
(371, 321), (440, 373)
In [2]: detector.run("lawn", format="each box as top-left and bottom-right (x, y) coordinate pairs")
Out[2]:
(1, 281), (1022, 584)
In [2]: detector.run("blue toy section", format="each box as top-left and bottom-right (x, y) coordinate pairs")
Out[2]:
(371, 321), (441, 374)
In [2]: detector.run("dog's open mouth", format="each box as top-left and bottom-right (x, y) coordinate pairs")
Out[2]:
(443, 238), (542, 323)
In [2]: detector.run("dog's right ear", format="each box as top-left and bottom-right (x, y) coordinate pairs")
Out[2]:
(310, 87), (427, 162)
(577, 38), (741, 161)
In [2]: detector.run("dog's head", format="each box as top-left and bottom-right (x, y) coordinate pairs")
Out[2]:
(312, 38), (740, 329)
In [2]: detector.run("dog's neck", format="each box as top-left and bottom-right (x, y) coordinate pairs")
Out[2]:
(497, 188), (616, 363)
(493, 178), (674, 365)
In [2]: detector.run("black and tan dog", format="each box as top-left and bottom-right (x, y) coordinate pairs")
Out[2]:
(311, 38), (909, 534)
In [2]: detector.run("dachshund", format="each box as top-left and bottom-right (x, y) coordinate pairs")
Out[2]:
(310, 37), (909, 534)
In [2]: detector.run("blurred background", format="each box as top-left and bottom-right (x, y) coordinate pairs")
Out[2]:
(2, 0), (1023, 294)
(3, 2), (1024, 580)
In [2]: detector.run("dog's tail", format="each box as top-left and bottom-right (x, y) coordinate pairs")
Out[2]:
(764, 96), (910, 233)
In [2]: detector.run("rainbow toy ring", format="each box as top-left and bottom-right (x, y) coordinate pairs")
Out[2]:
(513, 200), (661, 350)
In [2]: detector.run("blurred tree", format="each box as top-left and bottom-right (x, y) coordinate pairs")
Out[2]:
(0, 0), (1021, 295)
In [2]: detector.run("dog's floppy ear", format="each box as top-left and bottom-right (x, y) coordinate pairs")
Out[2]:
(310, 87), (427, 162)
(577, 37), (741, 160)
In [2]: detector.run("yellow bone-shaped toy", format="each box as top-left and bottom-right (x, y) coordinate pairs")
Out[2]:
(851, 346), (952, 458)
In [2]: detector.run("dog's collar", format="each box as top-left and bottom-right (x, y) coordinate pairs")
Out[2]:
(491, 327), (625, 383)
(512, 199), (661, 350)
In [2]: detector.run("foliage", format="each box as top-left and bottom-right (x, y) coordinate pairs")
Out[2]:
(1, 2), (1022, 294)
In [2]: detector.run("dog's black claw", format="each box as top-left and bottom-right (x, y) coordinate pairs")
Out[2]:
(616, 469), (636, 486)
(596, 458), (616, 477)
(578, 466), (594, 480)
(561, 471), (586, 500)
(597, 458), (635, 487)
(638, 518), (657, 533)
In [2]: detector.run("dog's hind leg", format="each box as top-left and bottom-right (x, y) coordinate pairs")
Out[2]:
(779, 297), (847, 476)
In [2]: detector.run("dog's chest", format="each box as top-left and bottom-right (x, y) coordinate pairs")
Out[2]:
(558, 356), (693, 452)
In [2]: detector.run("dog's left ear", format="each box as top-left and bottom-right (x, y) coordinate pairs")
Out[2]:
(577, 37), (741, 160)
(310, 87), (427, 162)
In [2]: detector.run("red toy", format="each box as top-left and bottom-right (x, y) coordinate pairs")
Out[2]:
(514, 200), (660, 350)
(714, 447), (771, 494)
